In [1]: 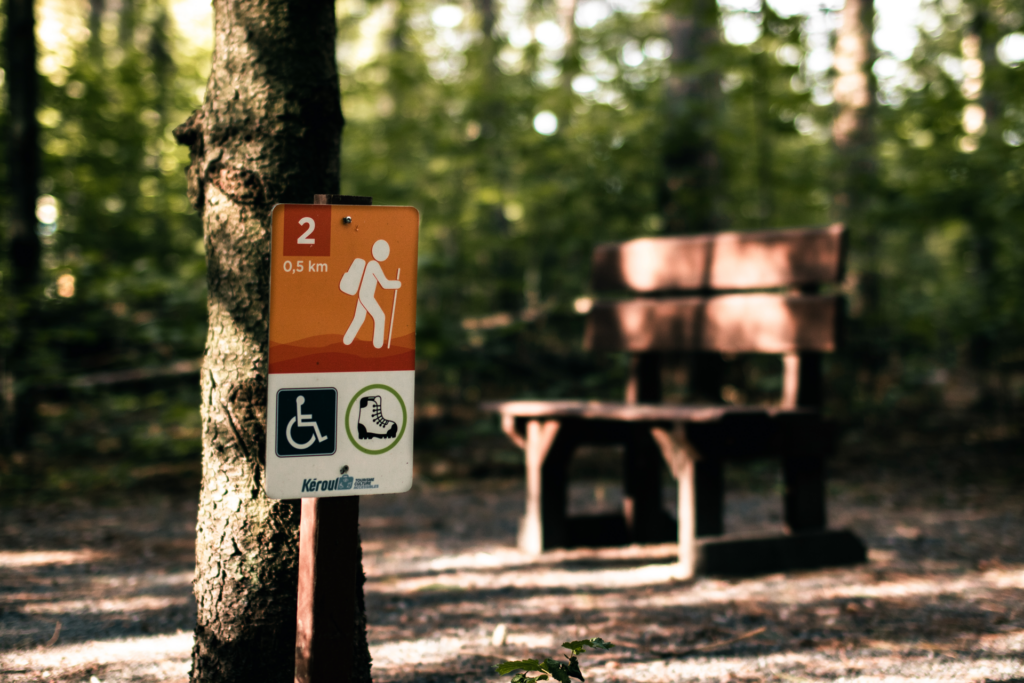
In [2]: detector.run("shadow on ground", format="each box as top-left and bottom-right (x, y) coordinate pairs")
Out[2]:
(0, 434), (1022, 682)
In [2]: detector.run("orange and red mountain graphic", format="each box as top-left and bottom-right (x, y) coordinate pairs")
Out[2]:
(270, 334), (415, 374)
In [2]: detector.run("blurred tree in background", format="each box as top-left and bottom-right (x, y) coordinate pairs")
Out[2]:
(2, 0), (207, 496)
(2, 0), (1023, 496)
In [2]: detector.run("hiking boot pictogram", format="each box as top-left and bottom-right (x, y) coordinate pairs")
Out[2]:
(357, 395), (398, 439)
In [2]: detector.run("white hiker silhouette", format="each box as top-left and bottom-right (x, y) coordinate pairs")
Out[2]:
(343, 239), (402, 349)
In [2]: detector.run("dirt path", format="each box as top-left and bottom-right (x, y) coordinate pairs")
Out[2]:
(1, 471), (1022, 682)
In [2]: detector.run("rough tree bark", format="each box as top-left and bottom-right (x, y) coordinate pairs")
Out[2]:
(4, 0), (42, 453)
(173, 2), (370, 681)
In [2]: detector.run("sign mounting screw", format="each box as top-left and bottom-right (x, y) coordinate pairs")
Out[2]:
(343, 216), (352, 224)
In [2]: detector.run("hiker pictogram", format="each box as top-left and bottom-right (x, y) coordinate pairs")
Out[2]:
(357, 395), (398, 439)
(286, 395), (329, 450)
(341, 239), (402, 350)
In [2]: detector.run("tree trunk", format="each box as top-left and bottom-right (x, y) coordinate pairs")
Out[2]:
(964, 6), (998, 373)
(4, 0), (42, 453)
(662, 0), (724, 532)
(832, 0), (875, 157)
(173, 2), (368, 681)
(831, 0), (876, 284)
(662, 0), (724, 405)
(831, 0), (880, 388)
(662, 0), (721, 234)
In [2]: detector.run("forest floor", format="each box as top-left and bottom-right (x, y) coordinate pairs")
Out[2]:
(1, 434), (1022, 682)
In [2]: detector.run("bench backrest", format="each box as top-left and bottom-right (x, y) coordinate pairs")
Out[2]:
(584, 224), (846, 355)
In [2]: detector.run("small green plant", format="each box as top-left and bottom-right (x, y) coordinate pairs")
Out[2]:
(494, 637), (614, 683)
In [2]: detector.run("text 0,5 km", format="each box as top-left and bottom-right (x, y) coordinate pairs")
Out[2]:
(282, 260), (329, 274)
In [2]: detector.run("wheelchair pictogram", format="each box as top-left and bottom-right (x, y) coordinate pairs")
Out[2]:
(276, 388), (337, 457)
(286, 395), (330, 449)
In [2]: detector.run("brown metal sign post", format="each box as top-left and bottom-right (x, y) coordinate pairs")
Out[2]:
(295, 495), (360, 682)
(264, 194), (419, 682)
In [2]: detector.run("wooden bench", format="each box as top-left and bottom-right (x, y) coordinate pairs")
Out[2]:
(485, 224), (866, 577)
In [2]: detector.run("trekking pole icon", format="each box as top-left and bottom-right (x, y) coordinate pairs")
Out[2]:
(285, 395), (329, 450)
(387, 268), (401, 349)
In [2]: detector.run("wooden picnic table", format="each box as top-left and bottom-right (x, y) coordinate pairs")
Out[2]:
(485, 225), (866, 577)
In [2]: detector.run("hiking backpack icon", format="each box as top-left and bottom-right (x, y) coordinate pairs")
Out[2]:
(339, 258), (366, 295)
(357, 395), (398, 439)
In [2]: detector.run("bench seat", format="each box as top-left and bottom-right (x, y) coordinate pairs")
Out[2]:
(486, 399), (811, 422)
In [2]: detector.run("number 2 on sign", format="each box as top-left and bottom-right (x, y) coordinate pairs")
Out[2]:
(297, 217), (316, 245)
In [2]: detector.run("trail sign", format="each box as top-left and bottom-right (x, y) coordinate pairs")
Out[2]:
(265, 203), (419, 499)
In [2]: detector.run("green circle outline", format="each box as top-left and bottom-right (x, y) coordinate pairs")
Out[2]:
(344, 384), (408, 455)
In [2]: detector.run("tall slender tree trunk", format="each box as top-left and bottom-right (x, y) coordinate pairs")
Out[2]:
(963, 5), (999, 374)
(662, 0), (720, 235)
(173, 2), (369, 681)
(557, 0), (579, 95)
(832, 0), (876, 301)
(832, 0), (875, 156)
(4, 0), (42, 453)
(662, 0), (724, 403)
(751, 1), (774, 227)
(660, 0), (724, 536)
(831, 0), (880, 402)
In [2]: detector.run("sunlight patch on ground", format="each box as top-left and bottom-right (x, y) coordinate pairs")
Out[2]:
(608, 565), (1024, 611)
(370, 635), (477, 667)
(0, 549), (113, 567)
(592, 651), (1024, 682)
(22, 595), (192, 617)
(368, 558), (685, 594)
(0, 632), (192, 682)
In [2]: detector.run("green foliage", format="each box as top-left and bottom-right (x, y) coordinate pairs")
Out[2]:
(6, 0), (1024, 492)
(1, 0), (208, 494)
(338, 0), (1024, 431)
(494, 638), (613, 683)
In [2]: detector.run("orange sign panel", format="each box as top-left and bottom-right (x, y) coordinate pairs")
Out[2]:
(269, 204), (419, 375)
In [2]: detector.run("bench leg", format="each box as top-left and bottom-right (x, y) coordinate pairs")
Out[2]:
(783, 454), (826, 532)
(623, 425), (668, 543)
(650, 426), (697, 579)
(695, 459), (725, 537)
(677, 445), (696, 578)
(519, 419), (567, 554)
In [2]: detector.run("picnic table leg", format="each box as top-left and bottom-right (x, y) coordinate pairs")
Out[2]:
(695, 459), (724, 536)
(623, 425), (667, 543)
(780, 350), (828, 534)
(783, 453), (826, 532)
(676, 442), (696, 578)
(519, 419), (563, 554)
(650, 425), (697, 579)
